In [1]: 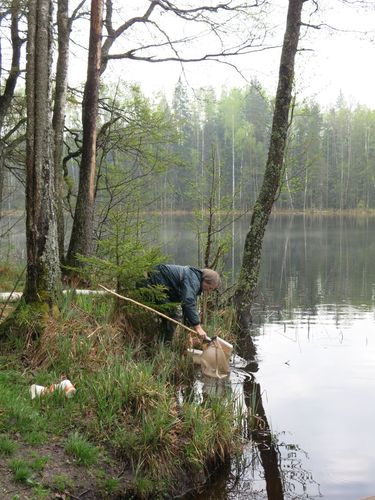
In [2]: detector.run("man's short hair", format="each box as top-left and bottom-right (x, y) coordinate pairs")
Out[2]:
(201, 268), (221, 288)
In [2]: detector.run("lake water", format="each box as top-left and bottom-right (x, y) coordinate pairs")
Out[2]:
(2, 213), (375, 499)
(161, 214), (375, 500)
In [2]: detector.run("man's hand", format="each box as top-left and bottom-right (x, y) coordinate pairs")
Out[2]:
(194, 324), (210, 341)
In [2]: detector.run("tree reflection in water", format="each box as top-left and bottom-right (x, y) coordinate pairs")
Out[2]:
(187, 371), (321, 499)
(244, 376), (284, 499)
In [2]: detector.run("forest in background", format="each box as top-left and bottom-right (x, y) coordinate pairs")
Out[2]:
(0, 3), (369, 498)
(2, 78), (375, 231)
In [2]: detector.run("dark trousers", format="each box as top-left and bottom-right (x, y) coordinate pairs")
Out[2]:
(160, 305), (181, 343)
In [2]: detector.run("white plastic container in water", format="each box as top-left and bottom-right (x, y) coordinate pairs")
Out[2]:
(30, 379), (76, 399)
(200, 340), (229, 379)
(188, 336), (233, 379)
(212, 336), (233, 358)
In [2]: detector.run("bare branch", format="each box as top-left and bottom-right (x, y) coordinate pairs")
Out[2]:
(100, 1), (268, 73)
(104, 0), (114, 35)
(300, 21), (368, 34)
(68, 0), (87, 31)
(0, 0), (25, 127)
(2, 117), (26, 142)
(106, 42), (280, 64)
(101, 0), (159, 73)
(154, 0), (264, 19)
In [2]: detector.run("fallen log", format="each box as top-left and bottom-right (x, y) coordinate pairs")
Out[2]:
(0, 289), (108, 302)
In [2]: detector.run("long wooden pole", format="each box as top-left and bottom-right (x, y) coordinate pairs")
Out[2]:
(98, 284), (198, 335)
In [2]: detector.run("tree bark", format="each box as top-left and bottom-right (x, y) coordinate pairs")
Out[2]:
(53, 0), (70, 262)
(23, 0), (61, 305)
(66, 0), (103, 269)
(234, 0), (304, 331)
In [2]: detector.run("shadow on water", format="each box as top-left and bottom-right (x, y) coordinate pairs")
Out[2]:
(243, 376), (283, 500)
(182, 333), (320, 500)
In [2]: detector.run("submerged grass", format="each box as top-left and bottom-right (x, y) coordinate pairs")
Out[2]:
(0, 291), (244, 498)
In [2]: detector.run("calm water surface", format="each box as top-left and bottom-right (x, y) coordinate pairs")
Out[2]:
(162, 215), (375, 500)
(2, 214), (375, 499)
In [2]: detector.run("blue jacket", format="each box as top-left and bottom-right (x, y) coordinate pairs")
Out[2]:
(148, 264), (202, 326)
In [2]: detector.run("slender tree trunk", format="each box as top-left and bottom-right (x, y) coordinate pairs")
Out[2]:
(285, 165), (294, 210)
(325, 131), (330, 208)
(303, 164), (308, 210)
(365, 126), (370, 208)
(0, 0), (23, 126)
(201, 125), (205, 214)
(232, 115), (236, 275)
(340, 141), (344, 210)
(0, 151), (4, 219)
(0, 0), (23, 216)
(23, 0), (61, 305)
(345, 120), (351, 207)
(234, 0), (304, 331)
(66, 0), (103, 269)
(53, 0), (70, 262)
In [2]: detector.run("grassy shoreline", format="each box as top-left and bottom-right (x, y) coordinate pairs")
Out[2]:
(0, 294), (242, 499)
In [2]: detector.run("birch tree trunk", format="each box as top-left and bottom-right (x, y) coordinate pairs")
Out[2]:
(234, 0), (304, 331)
(66, 0), (103, 269)
(23, 0), (61, 305)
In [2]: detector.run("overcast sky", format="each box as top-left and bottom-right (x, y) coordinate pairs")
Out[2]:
(70, 1), (375, 109)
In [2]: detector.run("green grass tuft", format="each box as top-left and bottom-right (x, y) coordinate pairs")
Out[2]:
(23, 430), (48, 446)
(0, 434), (17, 456)
(65, 432), (99, 465)
(30, 453), (49, 471)
(132, 473), (155, 497)
(51, 474), (74, 492)
(100, 477), (120, 495)
(31, 484), (51, 499)
(9, 458), (32, 483)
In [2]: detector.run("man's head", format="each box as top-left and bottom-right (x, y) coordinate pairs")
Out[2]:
(201, 268), (221, 292)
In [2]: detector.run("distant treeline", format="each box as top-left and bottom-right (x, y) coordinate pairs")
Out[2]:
(166, 80), (375, 212)
(2, 80), (375, 219)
